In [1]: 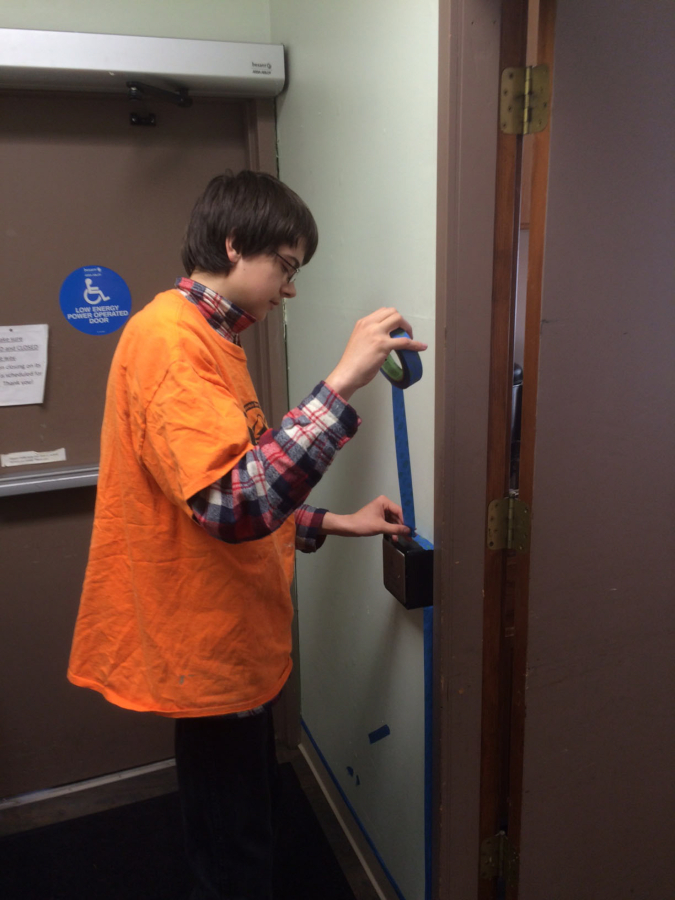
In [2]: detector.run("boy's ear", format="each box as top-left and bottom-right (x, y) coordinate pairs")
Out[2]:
(225, 235), (242, 265)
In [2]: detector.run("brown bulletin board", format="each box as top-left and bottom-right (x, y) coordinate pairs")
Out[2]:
(0, 90), (250, 475)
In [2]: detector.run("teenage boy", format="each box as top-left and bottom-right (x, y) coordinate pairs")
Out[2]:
(68, 170), (427, 900)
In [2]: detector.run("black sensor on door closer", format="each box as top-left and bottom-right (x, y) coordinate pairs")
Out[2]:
(382, 535), (433, 610)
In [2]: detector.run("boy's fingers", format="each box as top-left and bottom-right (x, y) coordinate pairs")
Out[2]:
(397, 316), (415, 337)
(383, 522), (411, 536)
(378, 499), (409, 536)
(390, 505), (405, 524)
(363, 308), (426, 348)
(364, 307), (398, 326)
(381, 310), (414, 337)
(390, 336), (428, 352)
(381, 498), (404, 522)
(374, 306), (398, 320)
(381, 312), (429, 349)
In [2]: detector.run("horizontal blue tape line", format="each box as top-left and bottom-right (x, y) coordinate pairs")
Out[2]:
(368, 724), (391, 744)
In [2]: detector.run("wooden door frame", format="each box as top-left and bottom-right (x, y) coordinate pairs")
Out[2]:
(434, 0), (504, 896)
(506, 5), (556, 896)
(435, 0), (557, 897)
(477, 4), (530, 899)
(472, 1), (557, 897)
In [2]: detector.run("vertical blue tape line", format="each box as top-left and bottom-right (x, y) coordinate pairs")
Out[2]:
(392, 385), (416, 533)
(390, 382), (433, 900)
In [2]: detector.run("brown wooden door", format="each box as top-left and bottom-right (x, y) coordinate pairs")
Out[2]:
(515, 1), (674, 896)
(0, 90), (277, 797)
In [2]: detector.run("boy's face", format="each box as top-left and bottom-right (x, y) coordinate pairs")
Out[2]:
(225, 238), (306, 322)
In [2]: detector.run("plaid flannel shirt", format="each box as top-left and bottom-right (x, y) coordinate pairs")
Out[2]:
(176, 278), (360, 553)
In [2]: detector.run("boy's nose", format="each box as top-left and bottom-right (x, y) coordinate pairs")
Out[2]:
(282, 281), (297, 298)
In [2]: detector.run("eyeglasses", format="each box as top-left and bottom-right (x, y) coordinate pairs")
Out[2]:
(273, 251), (301, 284)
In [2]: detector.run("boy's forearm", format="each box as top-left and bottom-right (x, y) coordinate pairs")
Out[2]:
(317, 496), (410, 539)
(323, 371), (354, 403)
(188, 383), (359, 545)
(317, 511), (355, 537)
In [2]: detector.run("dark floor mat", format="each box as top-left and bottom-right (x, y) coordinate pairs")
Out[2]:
(0, 762), (356, 900)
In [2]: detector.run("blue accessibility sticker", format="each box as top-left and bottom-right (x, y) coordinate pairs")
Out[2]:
(59, 266), (132, 335)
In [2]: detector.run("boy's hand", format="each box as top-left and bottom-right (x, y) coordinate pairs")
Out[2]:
(324, 308), (428, 401)
(318, 496), (411, 538)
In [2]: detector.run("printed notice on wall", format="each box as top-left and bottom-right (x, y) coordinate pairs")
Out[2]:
(0, 324), (49, 406)
(1, 448), (66, 468)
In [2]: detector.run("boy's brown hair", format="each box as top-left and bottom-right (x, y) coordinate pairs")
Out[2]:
(181, 170), (318, 276)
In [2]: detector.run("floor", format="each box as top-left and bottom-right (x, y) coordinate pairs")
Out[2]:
(0, 746), (381, 900)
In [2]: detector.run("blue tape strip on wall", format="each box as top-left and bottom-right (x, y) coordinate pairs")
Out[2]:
(380, 329), (433, 900)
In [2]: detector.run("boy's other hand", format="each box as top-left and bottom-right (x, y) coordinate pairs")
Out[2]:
(318, 496), (411, 538)
(324, 308), (428, 402)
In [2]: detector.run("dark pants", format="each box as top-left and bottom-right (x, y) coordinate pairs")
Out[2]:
(174, 706), (280, 900)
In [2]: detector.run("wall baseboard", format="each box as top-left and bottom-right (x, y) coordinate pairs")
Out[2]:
(0, 758), (176, 812)
(0, 760), (178, 837)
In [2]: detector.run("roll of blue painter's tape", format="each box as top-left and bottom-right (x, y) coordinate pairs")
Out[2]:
(380, 328), (423, 389)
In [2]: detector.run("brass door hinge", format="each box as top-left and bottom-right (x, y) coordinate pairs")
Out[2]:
(480, 830), (519, 885)
(500, 65), (550, 134)
(487, 496), (530, 552)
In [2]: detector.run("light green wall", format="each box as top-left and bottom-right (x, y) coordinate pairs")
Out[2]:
(270, 3), (438, 898)
(0, 0), (271, 41)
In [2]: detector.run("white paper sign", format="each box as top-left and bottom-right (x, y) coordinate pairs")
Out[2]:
(0, 324), (49, 406)
(1, 448), (66, 468)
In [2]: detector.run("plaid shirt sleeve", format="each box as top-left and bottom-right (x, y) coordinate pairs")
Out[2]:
(293, 503), (328, 553)
(187, 382), (360, 552)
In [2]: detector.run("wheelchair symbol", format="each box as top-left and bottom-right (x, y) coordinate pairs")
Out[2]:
(83, 278), (111, 305)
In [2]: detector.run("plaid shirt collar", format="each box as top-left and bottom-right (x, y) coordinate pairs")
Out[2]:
(175, 277), (256, 344)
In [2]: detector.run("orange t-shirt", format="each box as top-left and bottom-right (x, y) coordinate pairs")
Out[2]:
(68, 290), (296, 717)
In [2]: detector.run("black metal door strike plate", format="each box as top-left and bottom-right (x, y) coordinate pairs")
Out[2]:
(382, 534), (433, 610)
